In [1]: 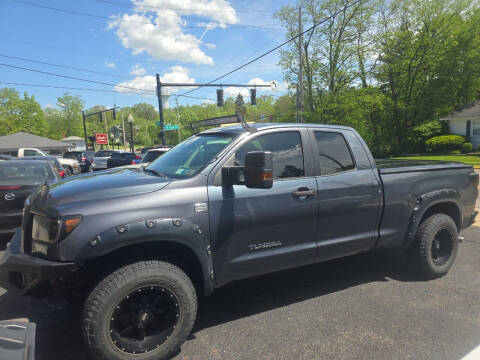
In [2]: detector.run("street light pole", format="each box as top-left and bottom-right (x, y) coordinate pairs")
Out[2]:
(156, 74), (166, 146)
(82, 110), (88, 150)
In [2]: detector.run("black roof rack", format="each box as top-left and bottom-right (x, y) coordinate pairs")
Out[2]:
(190, 114), (256, 134)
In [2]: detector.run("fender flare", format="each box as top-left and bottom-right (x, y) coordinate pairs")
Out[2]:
(76, 217), (215, 295)
(403, 188), (462, 249)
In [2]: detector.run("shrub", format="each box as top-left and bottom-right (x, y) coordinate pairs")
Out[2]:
(461, 142), (473, 154)
(425, 135), (465, 153)
(406, 120), (446, 153)
(450, 150), (462, 154)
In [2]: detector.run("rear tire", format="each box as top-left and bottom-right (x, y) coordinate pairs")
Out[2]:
(82, 261), (197, 360)
(409, 213), (458, 278)
(64, 167), (72, 176)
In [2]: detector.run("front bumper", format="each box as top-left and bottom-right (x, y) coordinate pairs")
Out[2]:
(0, 231), (76, 296)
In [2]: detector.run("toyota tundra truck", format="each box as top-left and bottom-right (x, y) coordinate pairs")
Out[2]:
(0, 119), (478, 360)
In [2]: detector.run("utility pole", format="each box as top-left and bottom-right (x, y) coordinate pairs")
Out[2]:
(103, 112), (109, 150)
(82, 111), (88, 150)
(175, 97), (182, 143)
(297, 5), (304, 123)
(156, 74), (166, 146)
(121, 113), (127, 151)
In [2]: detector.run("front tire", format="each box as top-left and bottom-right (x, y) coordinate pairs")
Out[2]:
(82, 261), (197, 360)
(409, 213), (458, 278)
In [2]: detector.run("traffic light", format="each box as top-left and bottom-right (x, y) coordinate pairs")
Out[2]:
(216, 89), (224, 107)
(250, 88), (256, 105)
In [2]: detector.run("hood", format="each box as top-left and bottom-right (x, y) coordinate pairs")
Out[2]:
(33, 168), (170, 209)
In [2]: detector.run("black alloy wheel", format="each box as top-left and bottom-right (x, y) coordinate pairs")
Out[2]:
(109, 286), (180, 355)
(430, 227), (454, 266)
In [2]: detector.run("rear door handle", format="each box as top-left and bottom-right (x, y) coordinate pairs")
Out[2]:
(292, 188), (317, 198)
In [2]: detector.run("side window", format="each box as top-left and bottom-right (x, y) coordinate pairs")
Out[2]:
(234, 131), (305, 179)
(314, 131), (355, 175)
(24, 150), (38, 156)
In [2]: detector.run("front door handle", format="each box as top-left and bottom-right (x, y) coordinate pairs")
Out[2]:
(292, 188), (317, 198)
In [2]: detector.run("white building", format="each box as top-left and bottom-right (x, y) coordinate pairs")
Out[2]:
(61, 136), (86, 151)
(440, 100), (480, 148)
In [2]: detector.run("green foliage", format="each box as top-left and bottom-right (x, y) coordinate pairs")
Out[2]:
(0, 88), (46, 136)
(406, 120), (446, 153)
(461, 142), (473, 153)
(56, 92), (85, 138)
(425, 135), (465, 153)
(449, 150), (461, 154)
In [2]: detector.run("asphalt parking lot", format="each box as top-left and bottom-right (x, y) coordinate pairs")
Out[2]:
(0, 221), (478, 360)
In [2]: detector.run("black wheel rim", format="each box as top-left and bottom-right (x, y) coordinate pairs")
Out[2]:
(431, 228), (454, 266)
(109, 286), (180, 354)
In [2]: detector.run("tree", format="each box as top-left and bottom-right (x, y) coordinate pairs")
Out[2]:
(57, 92), (84, 137)
(0, 88), (46, 136)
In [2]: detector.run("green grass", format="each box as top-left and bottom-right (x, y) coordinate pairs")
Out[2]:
(393, 155), (480, 166)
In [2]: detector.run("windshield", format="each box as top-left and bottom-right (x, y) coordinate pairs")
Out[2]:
(147, 134), (236, 179)
(0, 163), (52, 185)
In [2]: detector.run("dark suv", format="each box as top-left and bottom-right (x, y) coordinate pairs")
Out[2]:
(63, 151), (94, 173)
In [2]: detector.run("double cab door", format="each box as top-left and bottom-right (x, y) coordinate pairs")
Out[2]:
(208, 127), (381, 287)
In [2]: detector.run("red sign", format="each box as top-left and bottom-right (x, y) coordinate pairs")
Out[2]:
(95, 133), (108, 144)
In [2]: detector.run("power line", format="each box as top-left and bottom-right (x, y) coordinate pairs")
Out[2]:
(0, 54), (129, 79)
(0, 63), (154, 93)
(0, 81), (149, 94)
(93, 0), (280, 13)
(178, 0), (365, 97)
(10, 0), (283, 30)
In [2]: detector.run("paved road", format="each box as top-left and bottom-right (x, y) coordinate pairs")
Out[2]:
(0, 222), (479, 360)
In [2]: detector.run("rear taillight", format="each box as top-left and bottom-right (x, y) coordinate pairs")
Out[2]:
(0, 185), (22, 189)
(81, 156), (87, 162)
(130, 160), (136, 165)
(135, 155), (141, 160)
(59, 170), (65, 178)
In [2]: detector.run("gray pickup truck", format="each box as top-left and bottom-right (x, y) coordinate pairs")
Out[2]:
(0, 120), (478, 360)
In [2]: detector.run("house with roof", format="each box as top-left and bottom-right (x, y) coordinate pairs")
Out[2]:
(440, 100), (480, 148)
(0, 132), (70, 155)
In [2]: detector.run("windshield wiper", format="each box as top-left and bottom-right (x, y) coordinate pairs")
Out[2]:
(143, 168), (168, 178)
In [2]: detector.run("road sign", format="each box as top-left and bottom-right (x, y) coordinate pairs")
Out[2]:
(164, 124), (179, 130)
(95, 133), (108, 144)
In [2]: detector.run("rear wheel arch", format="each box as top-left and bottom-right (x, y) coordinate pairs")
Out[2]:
(405, 189), (462, 248)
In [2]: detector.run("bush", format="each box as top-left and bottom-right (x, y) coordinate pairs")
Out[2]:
(425, 135), (465, 153)
(406, 120), (446, 153)
(450, 150), (462, 154)
(461, 142), (473, 153)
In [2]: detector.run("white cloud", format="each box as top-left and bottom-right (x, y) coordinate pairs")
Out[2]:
(108, 0), (237, 65)
(105, 61), (116, 68)
(114, 66), (195, 98)
(205, 43), (216, 49)
(130, 64), (146, 76)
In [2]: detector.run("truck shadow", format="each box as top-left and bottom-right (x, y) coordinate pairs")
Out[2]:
(0, 250), (417, 360)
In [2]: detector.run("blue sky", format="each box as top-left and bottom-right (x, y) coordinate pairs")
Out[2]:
(0, 0), (293, 109)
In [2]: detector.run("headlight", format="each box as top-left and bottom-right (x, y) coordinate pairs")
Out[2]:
(32, 214), (82, 244)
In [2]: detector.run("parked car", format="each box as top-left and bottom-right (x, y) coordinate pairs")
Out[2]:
(140, 147), (152, 154)
(16, 156), (67, 179)
(0, 155), (14, 161)
(63, 150), (95, 173)
(106, 152), (141, 168)
(140, 147), (171, 167)
(17, 148), (80, 176)
(90, 150), (118, 171)
(0, 122), (478, 360)
(0, 160), (60, 249)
